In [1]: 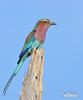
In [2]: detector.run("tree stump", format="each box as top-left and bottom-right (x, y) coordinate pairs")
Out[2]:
(19, 49), (44, 100)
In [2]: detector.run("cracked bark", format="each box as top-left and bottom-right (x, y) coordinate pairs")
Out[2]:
(19, 49), (44, 100)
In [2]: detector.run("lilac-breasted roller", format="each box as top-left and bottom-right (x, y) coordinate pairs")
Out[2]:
(3, 19), (56, 95)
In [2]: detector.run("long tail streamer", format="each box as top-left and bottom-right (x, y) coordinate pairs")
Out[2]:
(3, 73), (15, 95)
(3, 51), (27, 95)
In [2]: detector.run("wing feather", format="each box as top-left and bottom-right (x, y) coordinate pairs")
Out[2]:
(17, 30), (36, 64)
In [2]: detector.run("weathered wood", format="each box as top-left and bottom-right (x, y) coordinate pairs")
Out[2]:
(19, 49), (44, 100)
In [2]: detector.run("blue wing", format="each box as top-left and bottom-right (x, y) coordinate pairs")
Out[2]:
(19, 36), (34, 58)
(17, 30), (36, 64)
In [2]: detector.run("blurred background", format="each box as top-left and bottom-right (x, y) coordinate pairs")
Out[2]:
(0, 0), (83, 100)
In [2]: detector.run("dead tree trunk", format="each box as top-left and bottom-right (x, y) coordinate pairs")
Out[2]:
(19, 49), (44, 100)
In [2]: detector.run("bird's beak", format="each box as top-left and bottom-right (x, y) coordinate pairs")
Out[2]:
(49, 21), (56, 25)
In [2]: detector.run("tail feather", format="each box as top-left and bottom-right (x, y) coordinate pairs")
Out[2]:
(3, 60), (24, 95)
(3, 52), (29, 95)
(3, 73), (15, 95)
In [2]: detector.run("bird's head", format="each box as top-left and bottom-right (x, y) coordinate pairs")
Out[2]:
(34, 19), (56, 42)
(39, 19), (56, 26)
(34, 18), (56, 29)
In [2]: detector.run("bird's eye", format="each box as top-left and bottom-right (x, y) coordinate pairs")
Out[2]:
(45, 21), (49, 23)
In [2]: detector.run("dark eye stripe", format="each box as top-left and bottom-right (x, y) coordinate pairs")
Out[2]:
(44, 21), (49, 23)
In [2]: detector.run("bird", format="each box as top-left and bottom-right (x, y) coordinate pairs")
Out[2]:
(3, 19), (56, 95)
